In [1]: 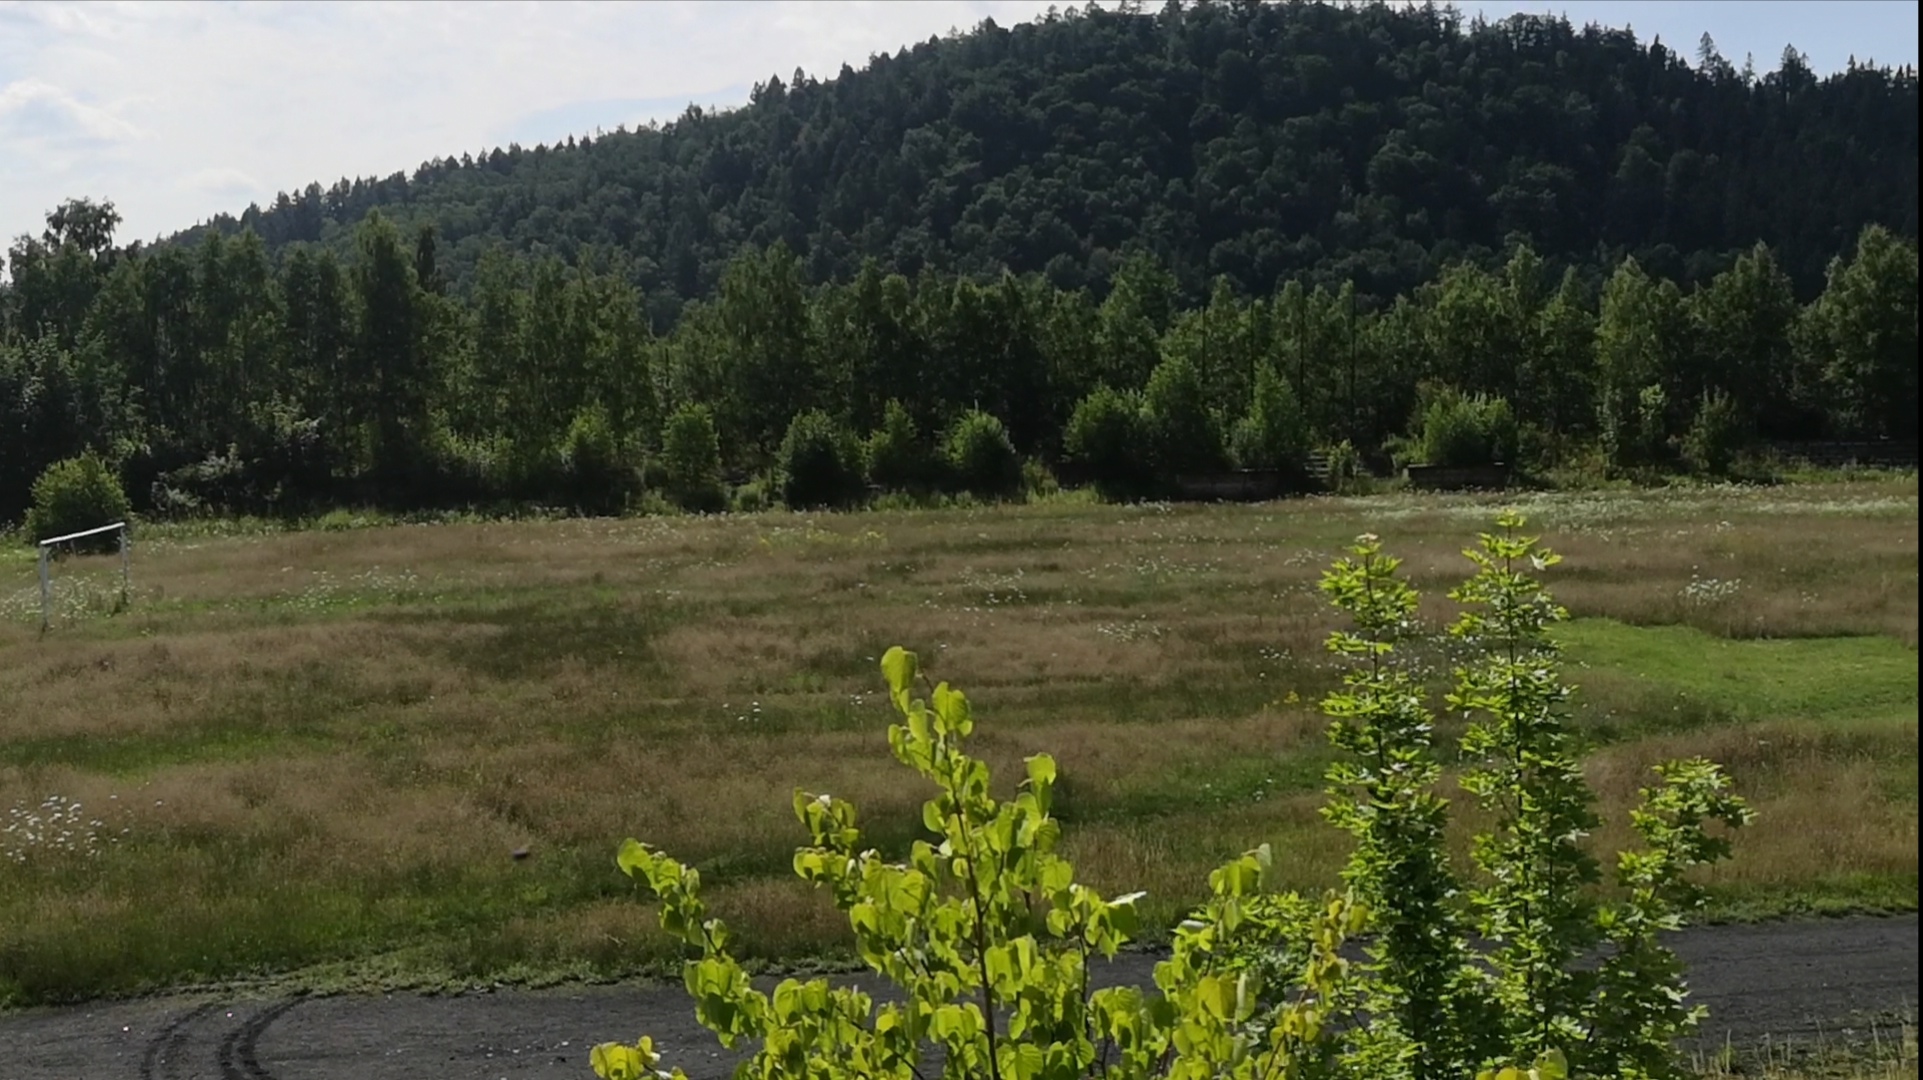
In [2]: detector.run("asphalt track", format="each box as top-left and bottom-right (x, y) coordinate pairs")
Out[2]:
(0, 915), (1913, 1080)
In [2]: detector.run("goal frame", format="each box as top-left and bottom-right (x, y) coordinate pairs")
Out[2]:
(36, 520), (130, 632)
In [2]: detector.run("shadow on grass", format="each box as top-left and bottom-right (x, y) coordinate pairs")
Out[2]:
(380, 594), (671, 681)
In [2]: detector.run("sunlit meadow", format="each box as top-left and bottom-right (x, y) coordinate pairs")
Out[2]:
(0, 478), (1914, 1005)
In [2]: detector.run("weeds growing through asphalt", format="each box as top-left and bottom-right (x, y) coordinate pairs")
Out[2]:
(1695, 1017), (1918, 1079)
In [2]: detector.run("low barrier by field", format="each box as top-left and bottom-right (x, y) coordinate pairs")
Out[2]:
(1050, 461), (1321, 500)
(1767, 440), (1918, 469)
(1169, 469), (1308, 501)
(1403, 462), (1512, 491)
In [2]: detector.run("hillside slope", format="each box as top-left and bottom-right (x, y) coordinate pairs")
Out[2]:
(175, 1), (1917, 312)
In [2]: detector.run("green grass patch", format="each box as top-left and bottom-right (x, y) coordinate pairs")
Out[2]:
(1560, 619), (1919, 728)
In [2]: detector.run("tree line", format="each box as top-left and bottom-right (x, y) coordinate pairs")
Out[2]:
(3, 196), (1915, 525)
(165, 0), (1916, 320)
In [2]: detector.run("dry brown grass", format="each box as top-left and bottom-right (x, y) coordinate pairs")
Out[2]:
(0, 479), (1913, 1002)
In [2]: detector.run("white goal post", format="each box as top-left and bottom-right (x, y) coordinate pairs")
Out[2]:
(36, 520), (130, 632)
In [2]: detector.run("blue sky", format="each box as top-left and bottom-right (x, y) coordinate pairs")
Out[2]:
(1, 1), (1914, 247)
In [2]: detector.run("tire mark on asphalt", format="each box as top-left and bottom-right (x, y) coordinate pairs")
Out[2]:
(217, 998), (302, 1080)
(138, 1001), (218, 1080)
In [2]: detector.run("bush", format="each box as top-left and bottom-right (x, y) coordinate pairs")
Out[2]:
(1320, 438), (1368, 494)
(1416, 387), (1518, 467)
(942, 409), (1023, 501)
(657, 403), (726, 513)
(865, 400), (935, 494)
(1021, 457), (1059, 498)
(729, 475), (775, 514)
(1141, 353), (1225, 476)
(1064, 386), (1152, 501)
(1682, 389), (1746, 477)
(776, 409), (867, 510)
(562, 404), (639, 515)
(1229, 364), (1310, 472)
(25, 453), (130, 551)
(591, 515), (1751, 1080)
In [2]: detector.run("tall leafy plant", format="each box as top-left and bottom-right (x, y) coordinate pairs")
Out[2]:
(659, 402), (727, 513)
(593, 647), (1362, 1080)
(590, 515), (1752, 1080)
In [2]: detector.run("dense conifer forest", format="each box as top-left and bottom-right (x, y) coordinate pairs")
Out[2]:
(3, 0), (1917, 524)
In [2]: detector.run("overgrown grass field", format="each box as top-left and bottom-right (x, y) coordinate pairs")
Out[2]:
(0, 480), (1915, 1006)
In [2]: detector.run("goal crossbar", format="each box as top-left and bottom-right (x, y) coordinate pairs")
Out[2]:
(36, 520), (130, 632)
(37, 521), (128, 548)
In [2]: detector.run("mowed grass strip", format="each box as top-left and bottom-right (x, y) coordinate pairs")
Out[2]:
(0, 480), (1914, 1005)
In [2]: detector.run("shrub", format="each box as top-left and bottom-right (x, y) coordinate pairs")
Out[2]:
(591, 514), (1751, 1080)
(1320, 438), (1368, 493)
(1141, 353), (1225, 476)
(1021, 457), (1059, 498)
(777, 409), (867, 510)
(657, 403), (726, 513)
(729, 475), (775, 514)
(1682, 388), (1746, 477)
(562, 403), (639, 515)
(25, 453), (130, 551)
(594, 646), (1363, 1080)
(147, 447), (244, 520)
(942, 409), (1023, 501)
(1229, 364), (1310, 472)
(866, 399), (934, 494)
(1416, 387), (1518, 467)
(1063, 386), (1151, 501)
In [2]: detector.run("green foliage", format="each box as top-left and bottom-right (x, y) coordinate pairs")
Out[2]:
(1317, 533), (1488, 1076)
(25, 453), (130, 550)
(1597, 383), (1674, 475)
(1596, 260), (1688, 431)
(1636, 384), (1673, 467)
(1063, 386), (1152, 501)
(730, 476), (775, 514)
(1415, 388), (1518, 467)
(1681, 390), (1746, 477)
(562, 403), (639, 515)
(658, 403), (727, 513)
(596, 645), (1365, 1080)
(592, 516), (1754, 1080)
(175, 4), (1907, 320)
(1318, 440), (1368, 494)
(1316, 514), (1753, 1078)
(1804, 225), (1921, 440)
(777, 409), (867, 510)
(1021, 458), (1059, 498)
(942, 409), (1024, 501)
(1687, 243), (1801, 438)
(1229, 365), (1310, 472)
(865, 400), (935, 494)
(1532, 269), (1598, 440)
(1448, 524), (1603, 1061)
(1141, 354), (1226, 477)
(3, 21), (1914, 523)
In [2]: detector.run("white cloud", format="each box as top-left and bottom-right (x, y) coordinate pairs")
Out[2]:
(178, 166), (261, 195)
(0, 0), (1911, 247)
(0, 78), (143, 143)
(0, 0), (1062, 244)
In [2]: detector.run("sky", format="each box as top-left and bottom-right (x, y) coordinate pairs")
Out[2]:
(1, 0), (1915, 248)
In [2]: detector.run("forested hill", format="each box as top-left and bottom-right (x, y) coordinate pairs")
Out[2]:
(172, 0), (1917, 315)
